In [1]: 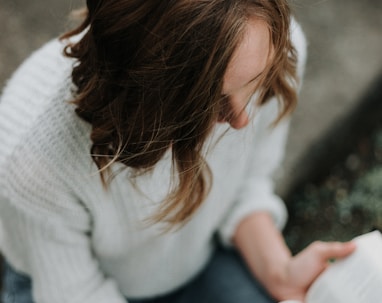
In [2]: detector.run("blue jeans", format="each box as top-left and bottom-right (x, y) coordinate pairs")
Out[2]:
(2, 247), (276, 303)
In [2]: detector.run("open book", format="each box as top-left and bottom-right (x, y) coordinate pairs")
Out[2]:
(280, 230), (382, 303)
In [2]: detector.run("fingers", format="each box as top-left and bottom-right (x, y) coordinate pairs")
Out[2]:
(307, 240), (356, 261)
(288, 241), (356, 289)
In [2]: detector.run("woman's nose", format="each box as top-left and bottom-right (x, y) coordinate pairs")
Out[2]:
(226, 94), (249, 129)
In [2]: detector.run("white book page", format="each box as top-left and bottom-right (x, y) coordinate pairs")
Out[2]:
(306, 231), (382, 303)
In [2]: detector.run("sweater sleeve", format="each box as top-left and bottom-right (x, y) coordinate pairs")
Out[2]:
(0, 136), (126, 303)
(218, 102), (290, 245)
(218, 18), (307, 245)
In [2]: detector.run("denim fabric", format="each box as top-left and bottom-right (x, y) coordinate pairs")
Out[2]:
(2, 262), (33, 303)
(2, 247), (276, 303)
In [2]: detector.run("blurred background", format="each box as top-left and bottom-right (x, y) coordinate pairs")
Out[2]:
(284, 0), (382, 251)
(0, 0), (381, 274)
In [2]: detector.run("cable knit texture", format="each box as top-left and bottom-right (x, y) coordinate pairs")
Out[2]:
(0, 20), (306, 303)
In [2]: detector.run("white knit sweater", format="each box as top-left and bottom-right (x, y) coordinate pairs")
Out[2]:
(0, 21), (306, 303)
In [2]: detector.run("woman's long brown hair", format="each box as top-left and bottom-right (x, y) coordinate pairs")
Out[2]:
(61, 0), (297, 226)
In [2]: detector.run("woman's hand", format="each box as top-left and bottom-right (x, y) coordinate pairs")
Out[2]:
(234, 212), (356, 303)
(272, 240), (356, 302)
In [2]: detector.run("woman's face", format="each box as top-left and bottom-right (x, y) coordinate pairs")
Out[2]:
(221, 18), (272, 129)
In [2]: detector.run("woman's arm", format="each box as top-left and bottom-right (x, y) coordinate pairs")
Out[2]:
(233, 211), (356, 302)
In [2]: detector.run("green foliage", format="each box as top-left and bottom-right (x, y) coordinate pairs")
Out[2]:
(337, 166), (382, 229)
(285, 127), (382, 253)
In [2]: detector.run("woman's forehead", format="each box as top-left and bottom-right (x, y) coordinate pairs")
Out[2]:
(222, 18), (271, 95)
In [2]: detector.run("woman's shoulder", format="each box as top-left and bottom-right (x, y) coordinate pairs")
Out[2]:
(0, 38), (90, 170)
(0, 38), (74, 115)
(1, 38), (74, 98)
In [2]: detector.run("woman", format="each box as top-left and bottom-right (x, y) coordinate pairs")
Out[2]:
(0, 1), (355, 303)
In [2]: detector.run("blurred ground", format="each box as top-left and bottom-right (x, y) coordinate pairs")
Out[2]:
(281, 1), (382, 251)
(0, 0), (84, 86)
(0, 0), (382, 267)
(281, 0), (382, 196)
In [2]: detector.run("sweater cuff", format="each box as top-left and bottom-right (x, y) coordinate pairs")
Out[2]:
(218, 181), (288, 246)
